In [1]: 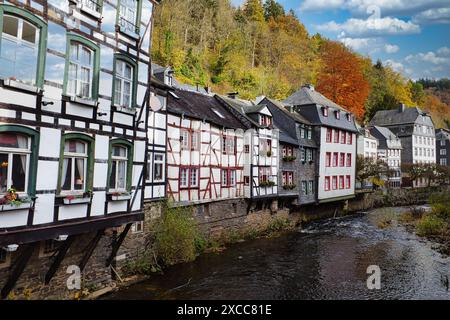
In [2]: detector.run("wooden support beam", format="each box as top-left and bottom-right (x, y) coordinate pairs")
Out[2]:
(105, 223), (132, 267)
(79, 230), (104, 272)
(1, 242), (37, 300)
(45, 235), (76, 284)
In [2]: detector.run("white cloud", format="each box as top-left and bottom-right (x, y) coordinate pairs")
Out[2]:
(405, 51), (450, 65)
(413, 7), (450, 24)
(315, 17), (420, 37)
(338, 37), (400, 54)
(384, 44), (400, 53)
(399, 47), (450, 79)
(437, 47), (450, 56)
(300, 0), (450, 17)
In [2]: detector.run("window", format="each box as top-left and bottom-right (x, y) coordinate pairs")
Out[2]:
(180, 167), (198, 188)
(324, 176), (330, 191)
(76, 0), (103, 16)
(260, 115), (272, 127)
(307, 128), (312, 140)
(260, 139), (272, 154)
(109, 145), (128, 191)
(346, 153), (352, 167)
(441, 159), (447, 166)
(341, 131), (346, 144)
(222, 169), (236, 187)
(153, 153), (164, 182)
(322, 107), (328, 117)
(259, 167), (271, 183)
(64, 34), (99, 100)
(346, 113), (352, 121)
(300, 127), (305, 139)
(117, 0), (141, 36)
(113, 55), (137, 109)
(332, 176), (337, 190)
(283, 172), (294, 186)
(326, 128), (332, 143)
(244, 144), (250, 153)
(180, 129), (199, 151)
(347, 133), (353, 145)
(441, 140), (446, 146)
(333, 152), (338, 167)
(0, 132), (31, 193)
(308, 180), (314, 195)
(300, 149), (306, 162)
(59, 134), (93, 194)
(346, 175), (351, 189)
(0, 7), (47, 87)
(325, 152), (331, 167)
(335, 110), (340, 119)
(222, 136), (235, 155)
(131, 221), (144, 234)
(306, 149), (313, 162)
(244, 176), (250, 186)
(301, 181), (307, 194)
(440, 149), (447, 156)
(339, 153), (345, 167)
(334, 130), (339, 143)
(339, 176), (344, 189)
(414, 147), (418, 156)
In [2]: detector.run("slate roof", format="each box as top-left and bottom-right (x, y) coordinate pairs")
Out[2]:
(370, 126), (401, 150)
(369, 106), (431, 126)
(263, 97), (311, 124)
(279, 131), (299, 146)
(283, 86), (358, 133)
(214, 95), (264, 129)
(167, 88), (246, 129)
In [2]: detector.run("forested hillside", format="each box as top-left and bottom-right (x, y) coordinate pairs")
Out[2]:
(152, 0), (450, 127)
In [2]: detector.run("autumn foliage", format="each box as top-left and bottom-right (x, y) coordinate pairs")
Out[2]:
(316, 41), (370, 122)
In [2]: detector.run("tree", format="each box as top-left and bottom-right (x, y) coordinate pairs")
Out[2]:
(316, 41), (370, 122)
(356, 155), (389, 188)
(263, 0), (285, 21)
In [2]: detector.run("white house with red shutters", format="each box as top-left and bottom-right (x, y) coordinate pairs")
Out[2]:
(284, 85), (358, 203)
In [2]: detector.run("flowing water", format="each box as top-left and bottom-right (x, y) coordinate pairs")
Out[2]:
(105, 207), (450, 300)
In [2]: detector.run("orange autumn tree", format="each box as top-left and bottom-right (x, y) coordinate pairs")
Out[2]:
(316, 41), (370, 122)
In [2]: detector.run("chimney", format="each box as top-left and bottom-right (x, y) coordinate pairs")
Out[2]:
(227, 92), (239, 99)
(399, 103), (406, 112)
(302, 84), (315, 91)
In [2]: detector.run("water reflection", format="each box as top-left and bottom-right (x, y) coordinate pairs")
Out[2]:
(105, 209), (450, 300)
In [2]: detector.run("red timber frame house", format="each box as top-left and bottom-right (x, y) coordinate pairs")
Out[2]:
(0, 0), (161, 298)
(166, 87), (247, 205)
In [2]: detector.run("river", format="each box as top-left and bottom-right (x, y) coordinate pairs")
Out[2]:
(104, 207), (450, 300)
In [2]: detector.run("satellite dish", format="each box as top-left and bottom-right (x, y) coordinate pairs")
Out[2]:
(150, 95), (162, 111)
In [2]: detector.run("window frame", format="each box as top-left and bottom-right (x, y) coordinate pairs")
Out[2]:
(57, 133), (95, 195)
(63, 33), (100, 102)
(0, 125), (39, 196)
(112, 53), (138, 109)
(0, 5), (48, 88)
(107, 139), (133, 193)
(115, 0), (143, 37)
(153, 152), (165, 183)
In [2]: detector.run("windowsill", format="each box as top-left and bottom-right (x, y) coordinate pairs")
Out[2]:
(63, 95), (98, 107)
(116, 25), (140, 40)
(0, 202), (32, 212)
(113, 104), (137, 115)
(1, 79), (41, 94)
(107, 192), (132, 202)
(62, 197), (91, 205)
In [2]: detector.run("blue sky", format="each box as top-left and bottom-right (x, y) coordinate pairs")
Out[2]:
(231, 0), (450, 80)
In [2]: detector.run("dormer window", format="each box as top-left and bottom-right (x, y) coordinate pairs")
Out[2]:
(346, 113), (352, 121)
(335, 110), (340, 119)
(322, 107), (329, 117)
(260, 115), (272, 127)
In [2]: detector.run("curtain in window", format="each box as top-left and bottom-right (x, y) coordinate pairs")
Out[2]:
(16, 134), (27, 170)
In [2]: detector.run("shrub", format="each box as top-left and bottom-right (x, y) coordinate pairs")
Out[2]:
(154, 205), (203, 266)
(266, 218), (291, 234)
(416, 215), (446, 236)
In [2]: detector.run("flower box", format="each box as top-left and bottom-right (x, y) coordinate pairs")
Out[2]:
(2, 78), (40, 94)
(111, 194), (132, 201)
(1, 202), (32, 212)
(63, 197), (91, 205)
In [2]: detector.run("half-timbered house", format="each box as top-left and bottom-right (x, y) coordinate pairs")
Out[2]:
(215, 94), (279, 201)
(166, 88), (246, 205)
(0, 0), (159, 298)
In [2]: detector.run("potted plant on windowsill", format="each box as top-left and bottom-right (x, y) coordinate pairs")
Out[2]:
(283, 184), (297, 190)
(283, 156), (297, 162)
(0, 188), (33, 212)
(110, 191), (132, 201)
(266, 151), (272, 157)
(63, 190), (93, 205)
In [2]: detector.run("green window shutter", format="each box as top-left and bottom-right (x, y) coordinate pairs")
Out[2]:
(0, 5), (48, 88)
(57, 133), (95, 195)
(63, 33), (100, 101)
(0, 125), (40, 196)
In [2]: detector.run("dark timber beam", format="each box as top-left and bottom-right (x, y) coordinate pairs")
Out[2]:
(45, 235), (76, 284)
(105, 223), (132, 267)
(1, 242), (37, 300)
(79, 230), (104, 272)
